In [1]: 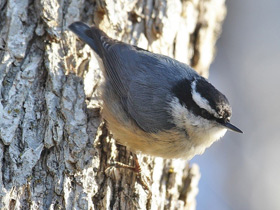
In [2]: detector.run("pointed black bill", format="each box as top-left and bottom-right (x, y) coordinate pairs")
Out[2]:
(222, 122), (243, 133)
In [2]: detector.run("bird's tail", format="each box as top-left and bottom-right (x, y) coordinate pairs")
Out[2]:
(69, 21), (105, 57)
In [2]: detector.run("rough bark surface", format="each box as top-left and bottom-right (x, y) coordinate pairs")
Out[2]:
(0, 0), (226, 209)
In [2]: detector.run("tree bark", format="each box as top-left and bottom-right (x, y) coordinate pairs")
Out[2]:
(0, 0), (226, 209)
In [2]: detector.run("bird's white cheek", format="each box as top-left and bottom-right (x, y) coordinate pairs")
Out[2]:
(212, 127), (227, 140)
(169, 97), (228, 145)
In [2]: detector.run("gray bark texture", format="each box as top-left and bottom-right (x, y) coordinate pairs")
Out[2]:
(0, 0), (226, 209)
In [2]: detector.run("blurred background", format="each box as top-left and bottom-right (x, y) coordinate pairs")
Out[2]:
(191, 0), (280, 209)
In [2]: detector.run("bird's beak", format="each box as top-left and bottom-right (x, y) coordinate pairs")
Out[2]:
(221, 121), (243, 133)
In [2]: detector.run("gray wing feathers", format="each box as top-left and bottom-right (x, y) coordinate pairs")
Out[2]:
(105, 46), (178, 132)
(127, 80), (175, 132)
(69, 22), (193, 133)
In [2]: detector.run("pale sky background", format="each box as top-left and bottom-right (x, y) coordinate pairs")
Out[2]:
(191, 0), (280, 209)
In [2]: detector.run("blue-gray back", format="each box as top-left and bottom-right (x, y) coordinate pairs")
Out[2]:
(69, 22), (198, 133)
(101, 43), (196, 133)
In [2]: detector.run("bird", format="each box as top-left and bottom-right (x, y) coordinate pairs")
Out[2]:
(68, 21), (242, 162)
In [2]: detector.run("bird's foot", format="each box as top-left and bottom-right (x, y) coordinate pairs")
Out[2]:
(106, 154), (150, 193)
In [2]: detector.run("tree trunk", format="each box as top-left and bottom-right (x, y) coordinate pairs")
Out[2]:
(0, 0), (226, 209)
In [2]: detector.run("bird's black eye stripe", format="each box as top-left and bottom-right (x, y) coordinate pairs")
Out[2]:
(216, 117), (227, 124)
(200, 109), (210, 118)
(172, 79), (217, 121)
(200, 109), (215, 120)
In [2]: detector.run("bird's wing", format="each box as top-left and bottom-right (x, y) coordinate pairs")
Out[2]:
(69, 22), (181, 132)
(102, 44), (178, 132)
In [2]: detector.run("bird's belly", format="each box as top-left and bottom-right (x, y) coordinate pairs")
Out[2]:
(102, 103), (211, 160)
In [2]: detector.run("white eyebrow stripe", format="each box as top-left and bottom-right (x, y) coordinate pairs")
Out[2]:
(191, 80), (220, 118)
